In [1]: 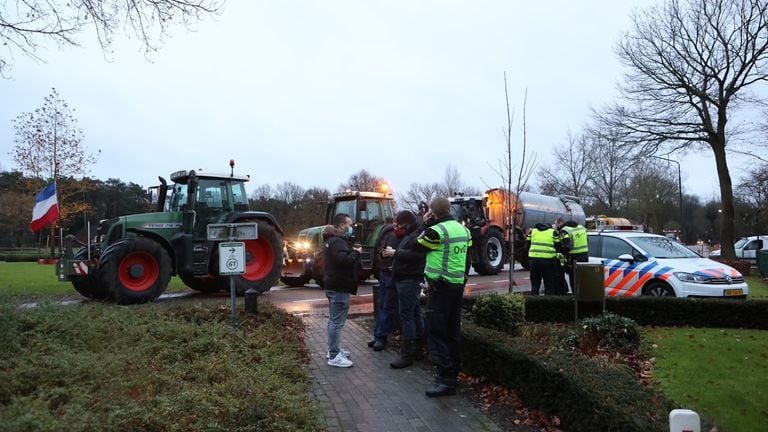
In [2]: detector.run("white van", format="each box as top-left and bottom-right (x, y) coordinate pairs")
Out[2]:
(709, 235), (768, 264)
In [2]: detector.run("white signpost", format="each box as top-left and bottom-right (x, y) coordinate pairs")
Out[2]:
(219, 242), (246, 275)
(207, 223), (259, 327)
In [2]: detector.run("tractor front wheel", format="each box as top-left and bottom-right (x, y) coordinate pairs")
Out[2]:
(71, 247), (111, 300)
(98, 237), (171, 305)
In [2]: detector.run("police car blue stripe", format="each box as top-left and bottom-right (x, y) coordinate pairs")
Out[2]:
(653, 267), (673, 278)
(636, 261), (660, 278)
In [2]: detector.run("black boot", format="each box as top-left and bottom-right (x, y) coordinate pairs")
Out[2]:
(373, 338), (387, 351)
(389, 340), (414, 369)
(425, 374), (457, 397)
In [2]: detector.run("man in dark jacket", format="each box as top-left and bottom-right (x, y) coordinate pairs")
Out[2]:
(323, 213), (362, 368)
(385, 210), (427, 369)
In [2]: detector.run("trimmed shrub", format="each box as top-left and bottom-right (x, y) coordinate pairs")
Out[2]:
(710, 257), (751, 276)
(462, 322), (673, 432)
(470, 293), (525, 335)
(578, 313), (641, 352)
(523, 295), (768, 329)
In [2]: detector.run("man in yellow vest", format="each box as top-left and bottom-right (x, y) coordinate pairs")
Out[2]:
(556, 217), (589, 295)
(526, 223), (561, 295)
(414, 196), (471, 397)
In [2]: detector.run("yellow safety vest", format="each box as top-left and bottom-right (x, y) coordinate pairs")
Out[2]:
(420, 220), (471, 284)
(528, 227), (557, 259)
(562, 225), (588, 255)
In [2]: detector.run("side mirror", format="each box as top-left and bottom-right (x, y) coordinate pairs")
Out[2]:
(617, 254), (634, 263)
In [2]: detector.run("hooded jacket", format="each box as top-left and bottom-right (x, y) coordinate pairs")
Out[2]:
(392, 220), (427, 281)
(322, 225), (360, 293)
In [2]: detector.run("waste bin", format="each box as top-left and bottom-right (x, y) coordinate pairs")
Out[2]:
(574, 262), (605, 321)
(758, 250), (768, 278)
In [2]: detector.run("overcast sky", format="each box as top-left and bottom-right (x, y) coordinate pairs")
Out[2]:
(0, 0), (737, 201)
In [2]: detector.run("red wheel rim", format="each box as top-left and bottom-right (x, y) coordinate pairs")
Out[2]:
(242, 238), (275, 281)
(118, 251), (159, 292)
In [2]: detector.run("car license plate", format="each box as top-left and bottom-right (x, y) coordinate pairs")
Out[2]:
(724, 289), (743, 296)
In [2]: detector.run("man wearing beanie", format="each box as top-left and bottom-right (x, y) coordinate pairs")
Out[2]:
(383, 210), (427, 369)
(412, 197), (471, 397)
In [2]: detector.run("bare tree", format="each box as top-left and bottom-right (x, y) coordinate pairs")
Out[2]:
(486, 77), (536, 292)
(274, 182), (305, 206)
(338, 169), (386, 193)
(734, 163), (768, 234)
(536, 131), (593, 198)
(399, 182), (442, 211)
(585, 124), (638, 214)
(624, 162), (679, 232)
(0, 0), (222, 75)
(599, 0), (768, 259)
(10, 88), (98, 254)
(11, 88), (97, 181)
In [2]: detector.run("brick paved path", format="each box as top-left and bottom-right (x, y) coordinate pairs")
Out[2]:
(303, 313), (502, 432)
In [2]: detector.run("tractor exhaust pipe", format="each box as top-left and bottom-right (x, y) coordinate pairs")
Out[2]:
(182, 170), (198, 234)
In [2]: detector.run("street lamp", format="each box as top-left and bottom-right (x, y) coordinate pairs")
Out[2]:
(649, 155), (684, 242)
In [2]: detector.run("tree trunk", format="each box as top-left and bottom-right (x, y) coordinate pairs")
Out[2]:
(712, 140), (736, 259)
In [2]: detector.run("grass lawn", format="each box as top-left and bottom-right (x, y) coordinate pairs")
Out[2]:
(648, 327), (768, 432)
(0, 261), (192, 297)
(746, 274), (768, 299)
(0, 296), (323, 431)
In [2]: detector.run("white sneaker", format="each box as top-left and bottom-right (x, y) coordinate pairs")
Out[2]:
(327, 352), (354, 368)
(326, 348), (351, 360)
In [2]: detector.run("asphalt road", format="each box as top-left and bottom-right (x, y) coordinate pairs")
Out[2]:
(262, 265), (532, 315)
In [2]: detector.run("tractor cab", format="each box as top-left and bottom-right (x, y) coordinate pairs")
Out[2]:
(167, 170), (251, 240)
(326, 190), (396, 247)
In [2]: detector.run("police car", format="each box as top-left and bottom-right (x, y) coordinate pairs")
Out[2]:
(587, 230), (748, 298)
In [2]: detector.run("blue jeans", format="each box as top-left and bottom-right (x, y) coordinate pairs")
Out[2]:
(396, 278), (424, 340)
(325, 289), (351, 358)
(374, 270), (399, 339)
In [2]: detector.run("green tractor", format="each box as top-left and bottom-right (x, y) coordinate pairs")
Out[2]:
(281, 190), (396, 287)
(57, 163), (284, 304)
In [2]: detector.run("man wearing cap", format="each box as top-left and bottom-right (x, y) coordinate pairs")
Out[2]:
(383, 209), (427, 369)
(413, 197), (471, 397)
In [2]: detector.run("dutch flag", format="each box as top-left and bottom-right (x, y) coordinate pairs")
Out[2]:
(31, 183), (60, 233)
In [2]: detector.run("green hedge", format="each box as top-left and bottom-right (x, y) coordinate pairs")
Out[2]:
(463, 295), (768, 329)
(462, 322), (673, 432)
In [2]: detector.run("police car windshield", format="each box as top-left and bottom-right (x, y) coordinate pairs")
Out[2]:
(631, 236), (700, 259)
(734, 238), (749, 248)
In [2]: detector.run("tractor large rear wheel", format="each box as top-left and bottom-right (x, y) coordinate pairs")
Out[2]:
(472, 228), (506, 275)
(227, 220), (283, 295)
(99, 237), (172, 305)
(71, 247), (111, 300)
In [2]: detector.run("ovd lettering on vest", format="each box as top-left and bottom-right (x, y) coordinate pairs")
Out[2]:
(453, 244), (467, 254)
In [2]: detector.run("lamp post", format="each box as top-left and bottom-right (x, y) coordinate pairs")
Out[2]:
(650, 155), (684, 242)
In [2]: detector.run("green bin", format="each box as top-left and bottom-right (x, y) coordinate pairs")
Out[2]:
(758, 250), (768, 278)
(574, 262), (605, 321)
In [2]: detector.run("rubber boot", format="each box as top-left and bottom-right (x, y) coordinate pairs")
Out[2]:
(389, 339), (414, 369)
(425, 374), (457, 398)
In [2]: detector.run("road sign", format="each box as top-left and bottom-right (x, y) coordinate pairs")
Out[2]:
(207, 223), (258, 241)
(219, 242), (246, 275)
